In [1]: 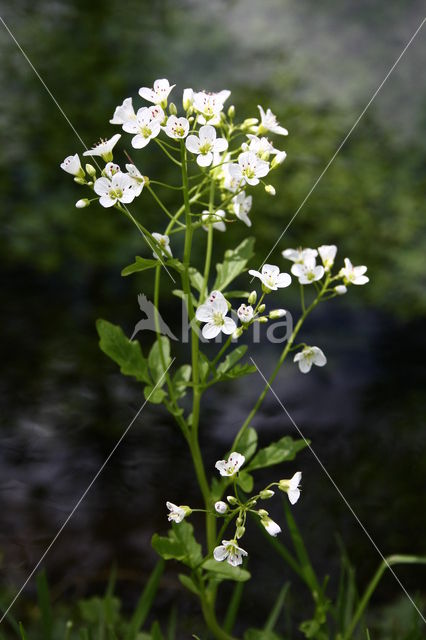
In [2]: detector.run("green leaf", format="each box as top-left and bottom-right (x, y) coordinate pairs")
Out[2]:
(125, 560), (165, 640)
(148, 337), (171, 384)
(247, 436), (309, 471)
(178, 574), (200, 597)
(218, 363), (257, 381)
(244, 630), (281, 640)
(198, 351), (211, 382)
(235, 427), (258, 461)
(150, 621), (164, 640)
(122, 256), (183, 277)
(96, 319), (150, 384)
(152, 521), (202, 569)
(172, 289), (198, 307)
(202, 559), (251, 582)
(36, 571), (53, 640)
(172, 365), (191, 398)
(144, 386), (167, 404)
(237, 470), (253, 493)
(213, 237), (255, 291)
(188, 267), (204, 293)
(217, 346), (248, 375)
(226, 290), (251, 299)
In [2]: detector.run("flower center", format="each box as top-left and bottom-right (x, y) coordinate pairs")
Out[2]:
(173, 125), (185, 137)
(212, 311), (225, 327)
(141, 126), (152, 138)
(109, 188), (123, 199)
(243, 166), (255, 179)
(199, 141), (212, 154)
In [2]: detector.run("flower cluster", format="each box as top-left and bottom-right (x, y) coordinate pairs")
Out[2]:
(166, 451), (302, 568)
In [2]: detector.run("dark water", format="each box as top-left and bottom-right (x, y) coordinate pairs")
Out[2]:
(1, 268), (425, 633)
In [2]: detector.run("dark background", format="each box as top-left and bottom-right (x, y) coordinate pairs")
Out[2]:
(0, 0), (425, 637)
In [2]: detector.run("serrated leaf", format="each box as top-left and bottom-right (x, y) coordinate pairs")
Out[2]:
(178, 574), (200, 596)
(217, 346), (248, 375)
(202, 559), (251, 582)
(247, 436), (309, 472)
(235, 427), (258, 461)
(148, 337), (171, 384)
(96, 319), (150, 384)
(213, 237), (255, 291)
(152, 521), (202, 569)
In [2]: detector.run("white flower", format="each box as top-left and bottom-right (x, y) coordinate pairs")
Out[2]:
(237, 304), (254, 323)
(125, 163), (145, 196)
(192, 89), (231, 123)
(60, 153), (83, 177)
(196, 295), (236, 339)
(152, 232), (172, 259)
(124, 106), (163, 149)
(110, 97), (136, 126)
(83, 134), (121, 162)
(335, 284), (347, 295)
(215, 501), (228, 514)
(139, 78), (175, 105)
(294, 346), (327, 374)
(202, 209), (226, 232)
(229, 151), (269, 186)
(339, 258), (369, 285)
(222, 162), (243, 192)
(231, 192), (252, 227)
(242, 134), (274, 158)
(282, 248), (318, 264)
(248, 264), (292, 291)
(279, 471), (302, 505)
(214, 539), (248, 567)
(185, 125), (228, 167)
(166, 501), (191, 523)
(75, 199), (90, 208)
(182, 88), (194, 111)
(94, 172), (135, 208)
(207, 290), (225, 304)
(260, 516), (282, 537)
(104, 162), (121, 179)
(291, 257), (325, 285)
(318, 245), (337, 271)
(215, 452), (245, 477)
(164, 115), (189, 140)
(257, 105), (288, 136)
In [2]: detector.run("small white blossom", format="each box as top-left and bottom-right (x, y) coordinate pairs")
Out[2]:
(192, 89), (231, 123)
(222, 162), (244, 192)
(110, 97), (136, 126)
(94, 172), (135, 208)
(260, 516), (282, 537)
(264, 184), (276, 196)
(282, 248), (318, 264)
(339, 258), (369, 285)
(242, 134), (274, 158)
(279, 472), (302, 505)
(215, 501), (228, 514)
(229, 151), (269, 186)
(60, 153), (83, 177)
(214, 539), (248, 567)
(164, 115), (189, 140)
(207, 290), (225, 304)
(291, 257), (324, 285)
(166, 501), (191, 523)
(139, 78), (175, 105)
(124, 106), (164, 149)
(125, 163), (145, 196)
(185, 125), (228, 167)
(75, 199), (90, 208)
(318, 245), (337, 271)
(83, 134), (121, 162)
(335, 284), (347, 295)
(182, 88), (194, 111)
(248, 264), (292, 291)
(196, 295), (236, 339)
(202, 209), (226, 232)
(104, 162), (121, 179)
(231, 192), (252, 227)
(257, 105), (288, 136)
(294, 346), (327, 374)
(215, 452), (245, 477)
(152, 232), (172, 259)
(237, 304), (254, 323)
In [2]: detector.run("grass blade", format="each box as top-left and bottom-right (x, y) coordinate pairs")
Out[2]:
(36, 570), (53, 640)
(223, 580), (245, 633)
(264, 583), (290, 632)
(125, 559), (165, 640)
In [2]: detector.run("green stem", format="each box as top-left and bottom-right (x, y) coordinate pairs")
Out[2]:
(147, 185), (185, 226)
(199, 587), (238, 640)
(154, 138), (182, 166)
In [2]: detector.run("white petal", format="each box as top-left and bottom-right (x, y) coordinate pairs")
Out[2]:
(202, 323), (221, 339)
(213, 545), (228, 562)
(312, 348), (327, 366)
(276, 273), (292, 288)
(222, 317), (237, 335)
(197, 152), (213, 167)
(185, 135), (201, 154)
(288, 488), (300, 504)
(196, 304), (213, 322)
(298, 358), (312, 374)
(199, 124), (216, 142)
(94, 177), (110, 196)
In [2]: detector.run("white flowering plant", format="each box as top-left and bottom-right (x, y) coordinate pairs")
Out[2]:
(61, 79), (380, 638)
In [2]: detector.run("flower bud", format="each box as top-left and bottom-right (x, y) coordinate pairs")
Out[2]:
(236, 515), (244, 526)
(183, 88), (193, 111)
(168, 102), (177, 115)
(236, 525), (245, 539)
(269, 309), (286, 319)
(215, 501), (228, 514)
(227, 105), (235, 119)
(232, 327), (243, 339)
(264, 184), (276, 196)
(241, 118), (259, 131)
(271, 151), (287, 169)
(237, 304), (254, 324)
(256, 316), (268, 323)
(258, 304), (266, 313)
(227, 495), (238, 505)
(259, 489), (275, 500)
(85, 163), (96, 177)
(73, 177), (86, 185)
(257, 509), (269, 518)
(75, 199), (90, 208)
(248, 290), (257, 305)
(335, 285), (347, 295)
